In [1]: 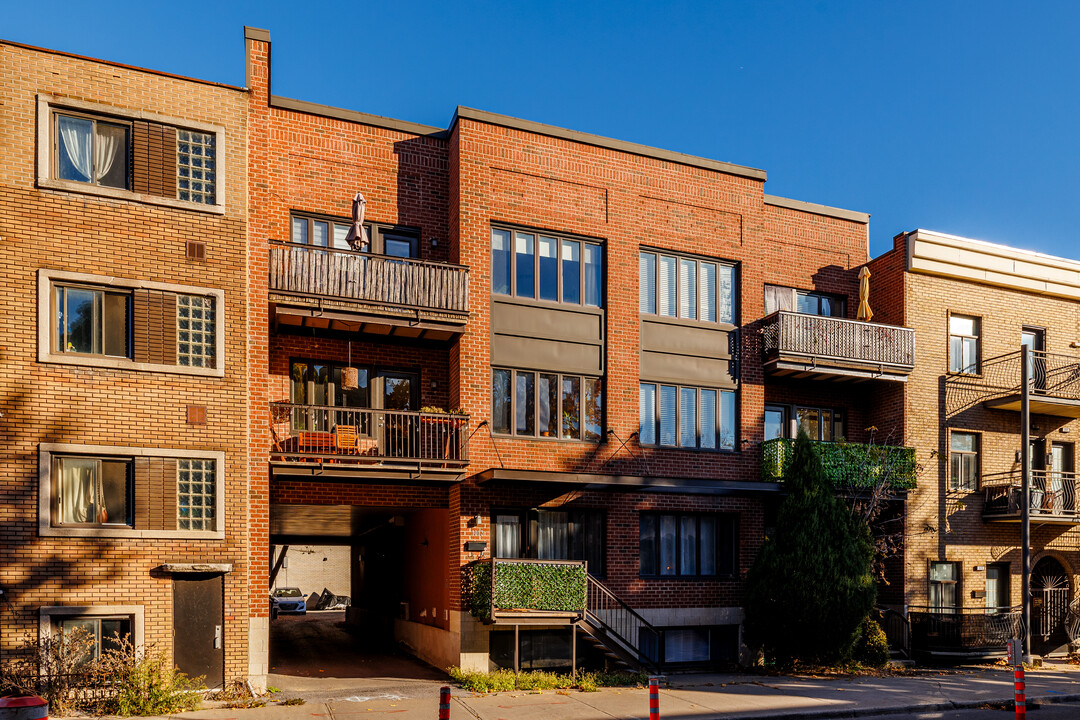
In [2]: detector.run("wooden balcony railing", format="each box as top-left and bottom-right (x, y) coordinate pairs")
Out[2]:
(270, 402), (468, 467)
(983, 469), (1080, 521)
(269, 242), (469, 314)
(761, 311), (915, 371)
(908, 606), (1022, 656)
(761, 437), (917, 490)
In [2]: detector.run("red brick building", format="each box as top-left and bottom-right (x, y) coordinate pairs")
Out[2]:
(243, 27), (914, 679)
(0, 25), (926, 689)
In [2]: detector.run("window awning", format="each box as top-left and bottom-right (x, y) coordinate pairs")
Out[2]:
(473, 468), (781, 495)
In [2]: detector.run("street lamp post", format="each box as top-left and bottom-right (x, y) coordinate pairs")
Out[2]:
(1021, 344), (1032, 663)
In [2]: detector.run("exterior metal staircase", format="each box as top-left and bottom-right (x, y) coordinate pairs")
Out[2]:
(578, 575), (662, 673)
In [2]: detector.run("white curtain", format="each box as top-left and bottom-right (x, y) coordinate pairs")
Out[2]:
(538, 511), (568, 560)
(95, 129), (120, 182)
(58, 116), (93, 182)
(60, 458), (96, 524)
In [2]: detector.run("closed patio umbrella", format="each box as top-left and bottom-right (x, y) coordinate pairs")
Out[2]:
(344, 191), (370, 251)
(857, 266), (873, 322)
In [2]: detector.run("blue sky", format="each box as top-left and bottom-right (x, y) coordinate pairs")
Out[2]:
(7, 1), (1080, 259)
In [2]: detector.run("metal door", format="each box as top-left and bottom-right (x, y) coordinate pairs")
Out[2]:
(173, 573), (224, 688)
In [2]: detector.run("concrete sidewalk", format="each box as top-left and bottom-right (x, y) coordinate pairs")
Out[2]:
(93, 662), (1080, 720)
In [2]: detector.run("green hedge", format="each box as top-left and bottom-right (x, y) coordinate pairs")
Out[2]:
(762, 438), (917, 490)
(463, 560), (587, 619)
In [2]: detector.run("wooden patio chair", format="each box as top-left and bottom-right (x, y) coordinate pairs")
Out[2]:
(335, 425), (359, 455)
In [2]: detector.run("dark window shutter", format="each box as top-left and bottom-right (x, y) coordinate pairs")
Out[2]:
(161, 126), (178, 199)
(133, 457), (150, 530)
(148, 292), (165, 364)
(132, 122), (150, 195)
(133, 289), (151, 363)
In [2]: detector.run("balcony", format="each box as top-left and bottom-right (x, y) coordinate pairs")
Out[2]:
(269, 242), (469, 341)
(761, 311), (915, 382)
(981, 351), (1080, 418)
(983, 469), (1080, 523)
(464, 558), (588, 624)
(761, 437), (917, 490)
(269, 402), (469, 481)
(908, 606), (1022, 658)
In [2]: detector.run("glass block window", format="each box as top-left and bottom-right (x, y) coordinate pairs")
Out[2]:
(177, 459), (215, 531)
(177, 130), (216, 204)
(177, 295), (215, 368)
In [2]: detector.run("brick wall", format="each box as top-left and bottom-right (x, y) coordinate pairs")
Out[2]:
(888, 235), (1080, 613)
(0, 41), (250, 681)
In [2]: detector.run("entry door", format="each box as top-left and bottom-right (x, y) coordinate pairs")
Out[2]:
(1050, 443), (1074, 512)
(173, 574), (224, 688)
(1022, 328), (1046, 391)
(381, 372), (417, 457)
(764, 405), (787, 441)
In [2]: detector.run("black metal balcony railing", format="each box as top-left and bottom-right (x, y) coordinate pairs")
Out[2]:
(980, 350), (1080, 399)
(908, 606), (1023, 656)
(983, 469), (1079, 521)
(269, 242), (469, 314)
(269, 402), (469, 466)
(761, 437), (918, 490)
(761, 311), (915, 370)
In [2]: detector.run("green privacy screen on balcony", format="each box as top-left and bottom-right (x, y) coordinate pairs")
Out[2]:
(761, 438), (917, 490)
(464, 559), (587, 621)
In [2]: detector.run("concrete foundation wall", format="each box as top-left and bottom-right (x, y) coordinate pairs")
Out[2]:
(395, 618), (459, 672)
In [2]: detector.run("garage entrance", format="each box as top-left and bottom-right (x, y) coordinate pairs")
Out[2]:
(268, 503), (452, 689)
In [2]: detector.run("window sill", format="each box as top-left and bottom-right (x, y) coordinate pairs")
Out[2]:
(39, 351), (224, 378)
(640, 313), (737, 332)
(492, 433), (603, 444)
(638, 574), (737, 581)
(640, 444), (738, 454)
(946, 370), (983, 379)
(39, 526), (224, 540)
(37, 177), (225, 215)
(492, 293), (605, 315)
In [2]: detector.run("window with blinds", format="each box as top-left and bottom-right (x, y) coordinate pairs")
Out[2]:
(491, 227), (603, 307)
(640, 383), (736, 450)
(640, 251), (735, 324)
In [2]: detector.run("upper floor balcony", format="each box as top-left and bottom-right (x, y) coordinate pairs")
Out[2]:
(761, 311), (915, 382)
(269, 402), (469, 482)
(980, 351), (1080, 418)
(983, 469), (1080, 523)
(268, 241), (470, 342)
(761, 437), (918, 490)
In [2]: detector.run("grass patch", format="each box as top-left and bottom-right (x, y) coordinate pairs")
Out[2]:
(447, 667), (649, 693)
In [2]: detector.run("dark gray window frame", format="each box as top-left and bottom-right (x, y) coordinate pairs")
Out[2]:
(639, 382), (736, 452)
(491, 225), (604, 308)
(491, 367), (603, 442)
(638, 512), (737, 579)
(289, 211), (420, 257)
(639, 248), (737, 325)
(490, 507), (606, 576)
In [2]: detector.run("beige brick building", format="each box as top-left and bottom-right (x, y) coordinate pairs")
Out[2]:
(0, 39), (250, 686)
(870, 230), (1080, 658)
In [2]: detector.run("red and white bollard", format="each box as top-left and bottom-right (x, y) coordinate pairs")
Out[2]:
(0, 696), (48, 720)
(649, 677), (660, 720)
(438, 685), (450, 720)
(1014, 664), (1026, 719)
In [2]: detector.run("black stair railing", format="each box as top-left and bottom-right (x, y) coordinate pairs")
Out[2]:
(583, 575), (662, 672)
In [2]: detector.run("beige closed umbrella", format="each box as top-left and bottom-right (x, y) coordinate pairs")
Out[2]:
(345, 191), (370, 251)
(857, 266), (873, 322)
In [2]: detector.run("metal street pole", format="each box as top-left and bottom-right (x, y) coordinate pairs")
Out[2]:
(1021, 344), (1032, 663)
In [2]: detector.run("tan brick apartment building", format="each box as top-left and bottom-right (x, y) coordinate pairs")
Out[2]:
(0, 40), (250, 685)
(870, 230), (1080, 659)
